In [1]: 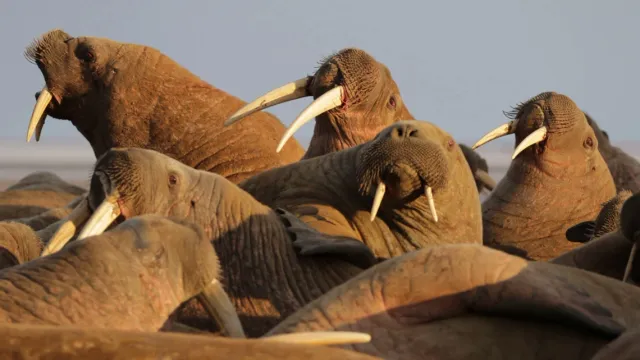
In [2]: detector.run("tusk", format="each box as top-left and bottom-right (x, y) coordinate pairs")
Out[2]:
(623, 241), (638, 283)
(224, 77), (311, 127)
(27, 86), (53, 142)
(35, 113), (46, 142)
(369, 183), (386, 222)
(41, 196), (92, 256)
(474, 169), (496, 191)
(276, 85), (344, 153)
(197, 279), (246, 338)
(512, 126), (548, 160)
(425, 186), (438, 222)
(472, 120), (519, 150)
(263, 331), (371, 346)
(76, 191), (121, 240)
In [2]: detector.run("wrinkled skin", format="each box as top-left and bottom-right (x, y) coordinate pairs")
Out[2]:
(553, 192), (640, 282)
(237, 48), (495, 192)
(0, 324), (379, 360)
(296, 48), (413, 158)
(0, 215), (222, 332)
(586, 112), (640, 193)
(268, 244), (640, 360)
(25, 29), (304, 184)
(481, 92), (616, 260)
(79, 148), (366, 336)
(566, 190), (632, 243)
(0, 223), (43, 269)
(592, 326), (640, 360)
(0, 212), (79, 270)
(0, 172), (85, 221)
(241, 120), (483, 259)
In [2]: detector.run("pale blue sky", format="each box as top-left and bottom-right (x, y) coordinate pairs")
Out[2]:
(1, 0), (638, 150)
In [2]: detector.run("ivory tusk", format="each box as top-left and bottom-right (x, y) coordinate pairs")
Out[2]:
(369, 183), (386, 222)
(472, 120), (519, 150)
(263, 331), (371, 346)
(225, 77), (312, 127)
(76, 192), (121, 240)
(623, 241), (638, 283)
(197, 279), (246, 338)
(276, 86), (344, 153)
(27, 86), (53, 142)
(512, 126), (548, 160)
(41, 196), (92, 256)
(425, 186), (438, 222)
(474, 169), (496, 191)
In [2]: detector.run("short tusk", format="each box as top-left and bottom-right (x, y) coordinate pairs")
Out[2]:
(276, 86), (344, 153)
(623, 241), (638, 283)
(27, 86), (52, 142)
(472, 120), (519, 150)
(197, 279), (246, 338)
(474, 169), (496, 191)
(263, 331), (371, 346)
(41, 196), (92, 256)
(425, 186), (438, 222)
(76, 191), (121, 240)
(512, 126), (548, 160)
(224, 77), (312, 127)
(369, 183), (386, 222)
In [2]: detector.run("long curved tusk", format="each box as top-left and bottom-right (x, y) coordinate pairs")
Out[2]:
(76, 191), (121, 240)
(263, 331), (371, 346)
(197, 279), (246, 338)
(623, 241), (638, 283)
(425, 186), (438, 222)
(27, 86), (53, 142)
(276, 86), (344, 153)
(369, 183), (386, 222)
(225, 77), (312, 127)
(512, 126), (548, 160)
(472, 120), (519, 150)
(474, 169), (496, 191)
(41, 196), (92, 256)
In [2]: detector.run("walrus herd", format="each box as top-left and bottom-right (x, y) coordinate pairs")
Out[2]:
(1, 28), (639, 359)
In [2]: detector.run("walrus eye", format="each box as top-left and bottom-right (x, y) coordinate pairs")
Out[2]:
(583, 137), (594, 149)
(447, 138), (455, 150)
(388, 95), (397, 109)
(168, 174), (179, 187)
(76, 46), (95, 63)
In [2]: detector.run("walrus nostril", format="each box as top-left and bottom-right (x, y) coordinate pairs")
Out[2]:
(390, 124), (419, 140)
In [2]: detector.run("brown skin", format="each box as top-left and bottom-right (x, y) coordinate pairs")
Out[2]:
(300, 48), (413, 159)
(0, 324), (379, 360)
(25, 29), (304, 184)
(482, 92), (616, 260)
(592, 326), (640, 360)
(0, 172), (85, 221)
(80, 135), (479, 336)
(566, 190), (632, 243)
(0, 214), (222, 332)
(247, 48), (494, 193)
(268, 244), (640, 360)
(241, 120), (482, 259)
(84, 147), (364, 336)
(553, 192), (640, 282)
(585, 112), (640, 193)
(0, 222), (43, 269)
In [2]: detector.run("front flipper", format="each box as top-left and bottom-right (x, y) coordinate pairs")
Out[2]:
(276, 208), (379, 269)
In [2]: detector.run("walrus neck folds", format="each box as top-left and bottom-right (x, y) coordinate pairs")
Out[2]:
(303, 116), (389, 159)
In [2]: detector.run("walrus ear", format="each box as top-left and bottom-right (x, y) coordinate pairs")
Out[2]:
(565, 221), (596, 243)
